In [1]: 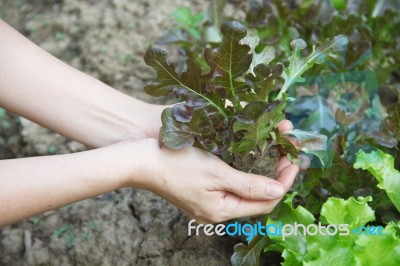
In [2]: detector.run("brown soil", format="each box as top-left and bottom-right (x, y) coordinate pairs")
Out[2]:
(0, 0), (245, 265)
(232, 145), (281, 178)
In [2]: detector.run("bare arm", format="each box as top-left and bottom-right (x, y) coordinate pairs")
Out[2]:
(0, 141), (142, 226)
(0, 138), (298, 226)
(0, 20), (164, 147)
(0, 20), (300, 226)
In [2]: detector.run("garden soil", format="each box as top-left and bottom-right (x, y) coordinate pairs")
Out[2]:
(0, 0), (246, 265)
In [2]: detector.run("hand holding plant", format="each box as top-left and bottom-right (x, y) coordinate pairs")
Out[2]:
(130, 129), (298, 224)
(144, 21), (345, 177)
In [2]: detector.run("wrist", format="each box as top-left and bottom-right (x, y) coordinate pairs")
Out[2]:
(117, 138), (162, 190)
(113, 101), (165, 144)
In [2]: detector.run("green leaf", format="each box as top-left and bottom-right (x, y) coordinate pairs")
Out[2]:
(278, 35), (348, 98)
(267, 193), (316, 257)
(354, 149), (400, 212)
(232, 101), (285, 153)
(172, 7), (204, 28)
(282, 249), (303, 266)
(320, 196), (375, 229)
(172, 7), (193, 25)
(204, 21), (252, 100)
(264, 195), (399, 265)
(244, 63), (283, 102)
(303, 246), (354, 266)
(241, 29), (275, 75)
(354, 222), (400, 266)
(331, 0), (346, 11)
(231, 235), (270, 266)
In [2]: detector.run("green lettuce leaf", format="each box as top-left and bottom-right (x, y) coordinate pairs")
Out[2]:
(354, 149), (400, 212)
(277, 35), (348, 99)
(354, 222), (400, 266)
(303, 246), (354, 266)
(320, 196), (375, 229)
(261, 195), (399, 265)
(232, 101), (285, 153)
(240, 29), (275, 75)
(266, 193), (316, 259)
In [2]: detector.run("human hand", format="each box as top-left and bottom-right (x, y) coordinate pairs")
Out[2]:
(129, 120), (301, 224)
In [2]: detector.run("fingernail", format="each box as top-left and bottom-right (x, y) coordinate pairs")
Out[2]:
(267, 182), (284, 198)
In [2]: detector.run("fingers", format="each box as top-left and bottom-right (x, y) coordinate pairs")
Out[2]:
(276, 156), (292, 174)
(276, 164), (299, 193)
(220, 164), (299, 220)
(222, 170), (285, 200)
(222, 193), (276, 219)
(219, 154), (300, 202)
(277, 155), (310, 172)
(277, 120), (293, 132)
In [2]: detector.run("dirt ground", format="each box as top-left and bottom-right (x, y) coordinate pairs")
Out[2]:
(0, 0), (244, 265)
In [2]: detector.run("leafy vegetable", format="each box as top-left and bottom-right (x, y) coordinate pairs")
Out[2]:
(277, 35), (348, 99)
(354, 149), (400, 212)
(144, 21), (345, 175)
(233, 195), (400, 266)
(145, 1), (400, 264)
(354, 223), (400, 266)
(320, 196), (375, 228)
(240, 29), (275, 75)
(232, 101), (285, 154)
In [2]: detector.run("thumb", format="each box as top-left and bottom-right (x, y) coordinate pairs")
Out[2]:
(221, 169), (285, 200)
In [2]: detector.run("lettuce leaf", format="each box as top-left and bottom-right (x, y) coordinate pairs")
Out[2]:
(320, 196), (375, 229)
(238, 195), (400, 265)
(354, 149), (400, 212)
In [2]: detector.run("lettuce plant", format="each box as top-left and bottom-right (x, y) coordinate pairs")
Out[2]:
(144, 21), (347, 176)
(145, 2), (400, 265)
(143, 3), (400, 264)
(232, 194), (400, 265)
(232, 149), (400, 265)
(354, 149), (400, 212)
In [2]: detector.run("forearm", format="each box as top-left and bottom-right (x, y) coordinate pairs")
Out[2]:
(0, 140), (151, 226)
(0, 20), (164, 147)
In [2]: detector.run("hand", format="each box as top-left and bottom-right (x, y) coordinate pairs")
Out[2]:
(130, 120), (301, 224)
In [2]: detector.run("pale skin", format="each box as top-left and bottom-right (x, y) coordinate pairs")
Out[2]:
(0, 20), (301, 226)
